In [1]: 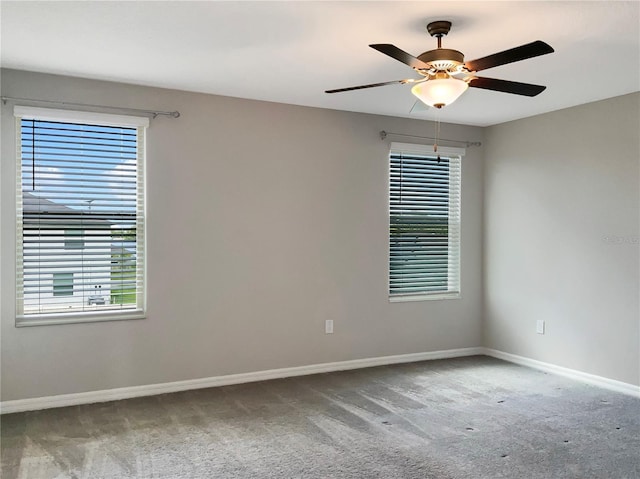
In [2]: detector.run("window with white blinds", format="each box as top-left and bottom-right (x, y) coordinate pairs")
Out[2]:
(389, 142), (462, 300)
(14, 106), (148, 324)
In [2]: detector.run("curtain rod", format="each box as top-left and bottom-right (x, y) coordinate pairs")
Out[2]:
(1, 96), (180, 119)
(380, 130), (481, 147)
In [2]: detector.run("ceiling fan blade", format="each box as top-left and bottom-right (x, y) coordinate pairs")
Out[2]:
(469, 77), (546, 96)
(325, 79), (414, 94)
(369, 44), (431, 70)
(465, 41), (554, 72)
(410, 100), (429, 113)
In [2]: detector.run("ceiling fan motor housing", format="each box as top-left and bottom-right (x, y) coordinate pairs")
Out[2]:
(417, 48), (465, 72)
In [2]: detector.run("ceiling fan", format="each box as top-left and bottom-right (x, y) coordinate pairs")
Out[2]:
(326, 21), (554, 109)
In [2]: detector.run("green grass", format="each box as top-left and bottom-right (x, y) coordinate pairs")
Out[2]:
(111, 289), (136, 305)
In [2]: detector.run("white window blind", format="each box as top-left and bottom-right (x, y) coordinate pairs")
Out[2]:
(15, 107), (147, 323)
(389, 142), (462, 299)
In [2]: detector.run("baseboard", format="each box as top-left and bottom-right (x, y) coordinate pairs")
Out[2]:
(0, 346), (484, 414)
(483, 348), (640, 398)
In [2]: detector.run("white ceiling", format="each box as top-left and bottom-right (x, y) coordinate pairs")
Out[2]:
(1, 1), (639, 126)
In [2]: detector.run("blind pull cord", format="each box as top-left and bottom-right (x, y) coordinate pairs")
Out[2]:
(433, 110), (441, 163)
(31, 119), (36, 191)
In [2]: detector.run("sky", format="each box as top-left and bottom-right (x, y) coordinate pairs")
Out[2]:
(21, 119), (138, 213)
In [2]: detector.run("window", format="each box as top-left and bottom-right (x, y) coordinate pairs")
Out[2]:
(15, 106), (148, 325)
(64, 228), (84, 250)
(52, 272), (74, 297)
(389, 142), (462, 301)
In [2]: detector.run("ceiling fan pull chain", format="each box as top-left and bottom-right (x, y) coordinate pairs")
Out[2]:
(434, 113), (441, 163)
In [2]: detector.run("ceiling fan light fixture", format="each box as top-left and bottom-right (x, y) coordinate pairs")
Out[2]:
(411, 76), (468, 109)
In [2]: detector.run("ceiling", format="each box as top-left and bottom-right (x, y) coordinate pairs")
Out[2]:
(1, 1), (639, 126)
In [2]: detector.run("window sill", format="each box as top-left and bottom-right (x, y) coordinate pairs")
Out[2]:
(389, 292), (460, 303)
(16, 310), (146, 327)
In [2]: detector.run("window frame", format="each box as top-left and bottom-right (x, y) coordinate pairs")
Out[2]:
(388, 142), (463, 302)
(14, 106), (148, 326)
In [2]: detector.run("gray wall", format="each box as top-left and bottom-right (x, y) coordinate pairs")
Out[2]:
(483, 93), (640, 386)
(0, 69), (484, 401)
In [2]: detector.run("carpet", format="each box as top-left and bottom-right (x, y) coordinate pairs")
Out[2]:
(1, 356), (639, 478)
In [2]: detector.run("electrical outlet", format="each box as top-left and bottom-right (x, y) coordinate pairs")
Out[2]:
(536, 320), (545, 335)
(325, 320), (334, 334)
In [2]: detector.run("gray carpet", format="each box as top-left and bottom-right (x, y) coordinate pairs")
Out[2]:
(1, 356), (639, 479)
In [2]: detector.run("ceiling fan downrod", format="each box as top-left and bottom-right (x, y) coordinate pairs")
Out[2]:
(417, 21), (465, 72)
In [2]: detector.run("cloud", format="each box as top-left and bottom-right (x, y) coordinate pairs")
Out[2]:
(109, 158), (137, 176)
(23, 165), (63, 182)
(105, 159), (138, 204)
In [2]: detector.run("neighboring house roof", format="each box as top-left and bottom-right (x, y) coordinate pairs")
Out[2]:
(23, 191), (75, 214)
(22, 192), (130, 228)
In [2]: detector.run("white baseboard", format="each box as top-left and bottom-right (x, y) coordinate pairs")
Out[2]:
(5, 347), (635, 414)
(0, 347), (484, 414)
(483, 348), (640, 398)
